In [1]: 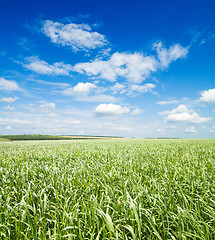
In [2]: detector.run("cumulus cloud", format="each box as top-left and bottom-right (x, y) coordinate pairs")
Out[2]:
(60, 82), (117, 102)
(0, 78), (21, 91)
(185, 126), (197, 133)
(24, 56), (72, 75)
(42, 20), (107, 51)
(159, 104), (211, 123)
(95, 103), (130, 116)
(153, 41), (189, 68)
(62, 82), (97, 95)
(73, 82), (97, 94)
(39, 103), (56, 113)
(199, 88), (215, 103)
(0, 97), (18, 102)
(157, 100), (180, 105)
(73, 52), (158, 83)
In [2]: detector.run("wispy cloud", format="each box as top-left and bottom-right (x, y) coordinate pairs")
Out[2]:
(129, 83), (156, 94)
(0, 97), (18, 102)
(131, 108), (143, 115)
(0, 78), (21, 91)
(153, 41), (189, 68)
(2, 105), (15, 111)
(185, 126), (197, 133)
(23, 56), (72, 75)
(42, 20), (108, 51)
(33, 79), (70, 88)
(157, 100), (180, 105)
(39, 103), (56, 113)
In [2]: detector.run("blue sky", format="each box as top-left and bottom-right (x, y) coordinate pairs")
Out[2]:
(0, 0), (215, 138)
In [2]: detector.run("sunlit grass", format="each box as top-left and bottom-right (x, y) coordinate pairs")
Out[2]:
(0, 139), (215, 239)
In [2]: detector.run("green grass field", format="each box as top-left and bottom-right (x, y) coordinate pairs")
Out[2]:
(0, 139), (215, 239)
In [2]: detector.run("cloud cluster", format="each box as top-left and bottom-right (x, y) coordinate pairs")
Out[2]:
(42, 20), (107, 51)
(159, 104), (211, 123)
(73, 52), (158, 83)
(95, 103), (130, 116)
(73, 42), (188, 84)
(0, 78), (21, 91)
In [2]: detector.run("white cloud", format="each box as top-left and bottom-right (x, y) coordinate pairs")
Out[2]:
(73, 52), (158, 83)
(95, 103), (130, 116)
(0, 78), (21, 91)
(157, 100), (180, 105)
(75, 94), (118, 103)
(24, 56), (72, 75)
(42, 20), (107, 51)
(6, 126), (12, 130)
(209, 126), (215, 132)
(110, 83), (126, 94)
(39, 103), (56, 113)
(199, 88), (215, 103)
(73, 41), (188, 84)
(73, 82), (97, 94)
(62, 82), (96, 95)
(156, 128), (165, 133)
(60, 82), (117, 102)
(0, 97), (18, 102)
(159, 104), (211, 123)
(34, 79), (70, 88)
(3, 105), (14, 110)
(0, 118), (36, 125)
(153, 41), (189, 68)
(131, 108), (143, 115)
(185, 126), (197, 133)
(58, 119), (81, 125)
(129, 83), (156, 93)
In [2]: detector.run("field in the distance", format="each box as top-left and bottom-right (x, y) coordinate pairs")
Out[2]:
(0, 134), (123, 141)
(0, 139), (215, 239)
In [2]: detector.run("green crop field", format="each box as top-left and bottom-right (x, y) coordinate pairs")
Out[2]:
(0, 139), (215, 239)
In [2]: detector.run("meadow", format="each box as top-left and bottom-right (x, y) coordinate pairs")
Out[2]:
(0, 139), (214, 239)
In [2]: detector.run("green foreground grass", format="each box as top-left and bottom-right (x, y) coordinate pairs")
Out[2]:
(0, 139), (215, 239)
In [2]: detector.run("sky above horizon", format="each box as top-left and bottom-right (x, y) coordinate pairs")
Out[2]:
(0, 0), (215, 138)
